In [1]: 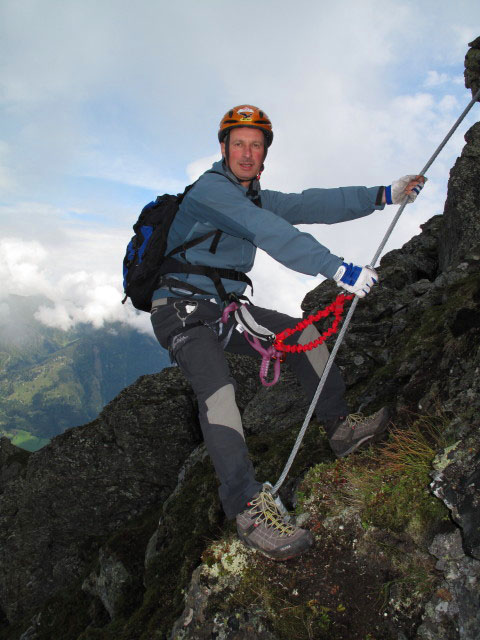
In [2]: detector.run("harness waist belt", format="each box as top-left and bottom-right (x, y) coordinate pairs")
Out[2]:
(159, 257), (253, 301)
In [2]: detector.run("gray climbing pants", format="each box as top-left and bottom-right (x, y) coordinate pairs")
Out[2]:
(151, 298), (348, 519)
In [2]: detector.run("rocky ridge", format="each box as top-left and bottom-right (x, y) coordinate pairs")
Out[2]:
(1, 39), (480, 640)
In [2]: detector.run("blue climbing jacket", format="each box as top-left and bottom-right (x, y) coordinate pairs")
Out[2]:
(152, 159), (384, 301)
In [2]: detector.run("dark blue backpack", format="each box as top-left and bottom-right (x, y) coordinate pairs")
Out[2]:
(122, 185), (197, 312)
(122, 180), (253, 311)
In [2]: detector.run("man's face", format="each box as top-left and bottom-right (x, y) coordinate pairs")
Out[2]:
(221, 127), (266, 185)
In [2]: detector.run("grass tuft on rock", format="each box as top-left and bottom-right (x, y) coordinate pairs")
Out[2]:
(300, 412), (453, 538)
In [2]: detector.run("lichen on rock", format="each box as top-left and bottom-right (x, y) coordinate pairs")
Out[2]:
(417, 529), (480, 640)
(82, 548), (131, 620)
(430, 429), (480, 560)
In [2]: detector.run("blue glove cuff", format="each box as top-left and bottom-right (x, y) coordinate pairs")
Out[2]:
(340, 262), (362, 286)
(385, 185), (393, 205)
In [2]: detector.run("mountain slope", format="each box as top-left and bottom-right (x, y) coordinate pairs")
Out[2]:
(0, 294), (169, 447)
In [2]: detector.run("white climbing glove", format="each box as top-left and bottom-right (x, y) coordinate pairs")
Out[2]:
(333, 263), (378, 298)
(385, 175), (427, 204)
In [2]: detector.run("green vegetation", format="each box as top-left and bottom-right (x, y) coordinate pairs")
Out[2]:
(0, 294), (169, 443)
(1, 429), (50, 452)
(230, 565), (333, 640)
(301, 413), (452, 537)
(346, 414), (452, 538)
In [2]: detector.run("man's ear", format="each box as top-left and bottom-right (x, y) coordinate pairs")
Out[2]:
(220, 141), (226, 158)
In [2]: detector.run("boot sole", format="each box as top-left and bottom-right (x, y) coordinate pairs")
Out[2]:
(336, 434), (376, 457)
(238, 532), (314, 561)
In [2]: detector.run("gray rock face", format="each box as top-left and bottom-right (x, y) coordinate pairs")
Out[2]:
(431, 432), (480, 561)
(0, 353), (262, 629)
(302, 215), (480, 424)
(417, 530), (480, 640)
(0, 437), (30, 490)
(301, 99), (480, 427)
(0, 367), (201, 623)
(170, 562), (278, 640)
(465, 37), (480, 100)
(242, 367), (308, 435)
(438, 122), (480, 272)
(82, 548), (131, 620)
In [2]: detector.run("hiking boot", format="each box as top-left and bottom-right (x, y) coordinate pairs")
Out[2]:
(236, 489), (314, 561)
(328, 407), (390, 458)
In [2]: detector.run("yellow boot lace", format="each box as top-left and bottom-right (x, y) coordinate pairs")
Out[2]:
(248, 490), (296, 536)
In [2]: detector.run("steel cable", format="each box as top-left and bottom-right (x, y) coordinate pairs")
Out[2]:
(272, 87), (480, 495)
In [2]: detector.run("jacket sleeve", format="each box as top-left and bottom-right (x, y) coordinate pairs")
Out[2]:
(261, 186), (384, 225)
(185, 173), (351, 279)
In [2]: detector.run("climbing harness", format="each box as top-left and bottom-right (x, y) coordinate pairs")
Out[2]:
(220, 293), (353, 387)
(221, 300), (281, 387)
(268, 86), (480, 496)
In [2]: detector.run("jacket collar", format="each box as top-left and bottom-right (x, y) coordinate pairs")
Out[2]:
(208, 159), (261, 194)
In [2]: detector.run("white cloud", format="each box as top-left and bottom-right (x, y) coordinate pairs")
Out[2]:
(453, 24), (480, 55)
(186, 154), (219, 183)
(0, 236), (152, 334)
(0, 238), (51, 296)
(424, 71), (450, 88)
(1, 0), (479, 336)
(76, 150), (186, 194)
(249, 250), (315, 318)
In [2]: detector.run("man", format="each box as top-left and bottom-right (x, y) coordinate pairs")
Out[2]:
(150, 105), (425, 561)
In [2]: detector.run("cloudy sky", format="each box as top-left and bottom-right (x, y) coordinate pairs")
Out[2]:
(1, 0), (479, 336)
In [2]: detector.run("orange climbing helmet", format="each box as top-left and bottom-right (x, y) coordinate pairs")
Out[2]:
(218, 105), (273, 147)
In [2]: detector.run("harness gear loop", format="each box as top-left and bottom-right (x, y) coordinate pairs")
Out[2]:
(221, 301), (283, 387)
(243, 333), (282, 387)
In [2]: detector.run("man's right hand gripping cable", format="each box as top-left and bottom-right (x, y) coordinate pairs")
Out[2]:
(333, 263), (378, 297)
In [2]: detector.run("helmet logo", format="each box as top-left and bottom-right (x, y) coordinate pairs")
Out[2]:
(236, 107), (254, 122)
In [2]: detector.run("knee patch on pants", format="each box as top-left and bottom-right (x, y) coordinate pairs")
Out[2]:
(205, 384), (243, 438)
(298, 324), (329, 378)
